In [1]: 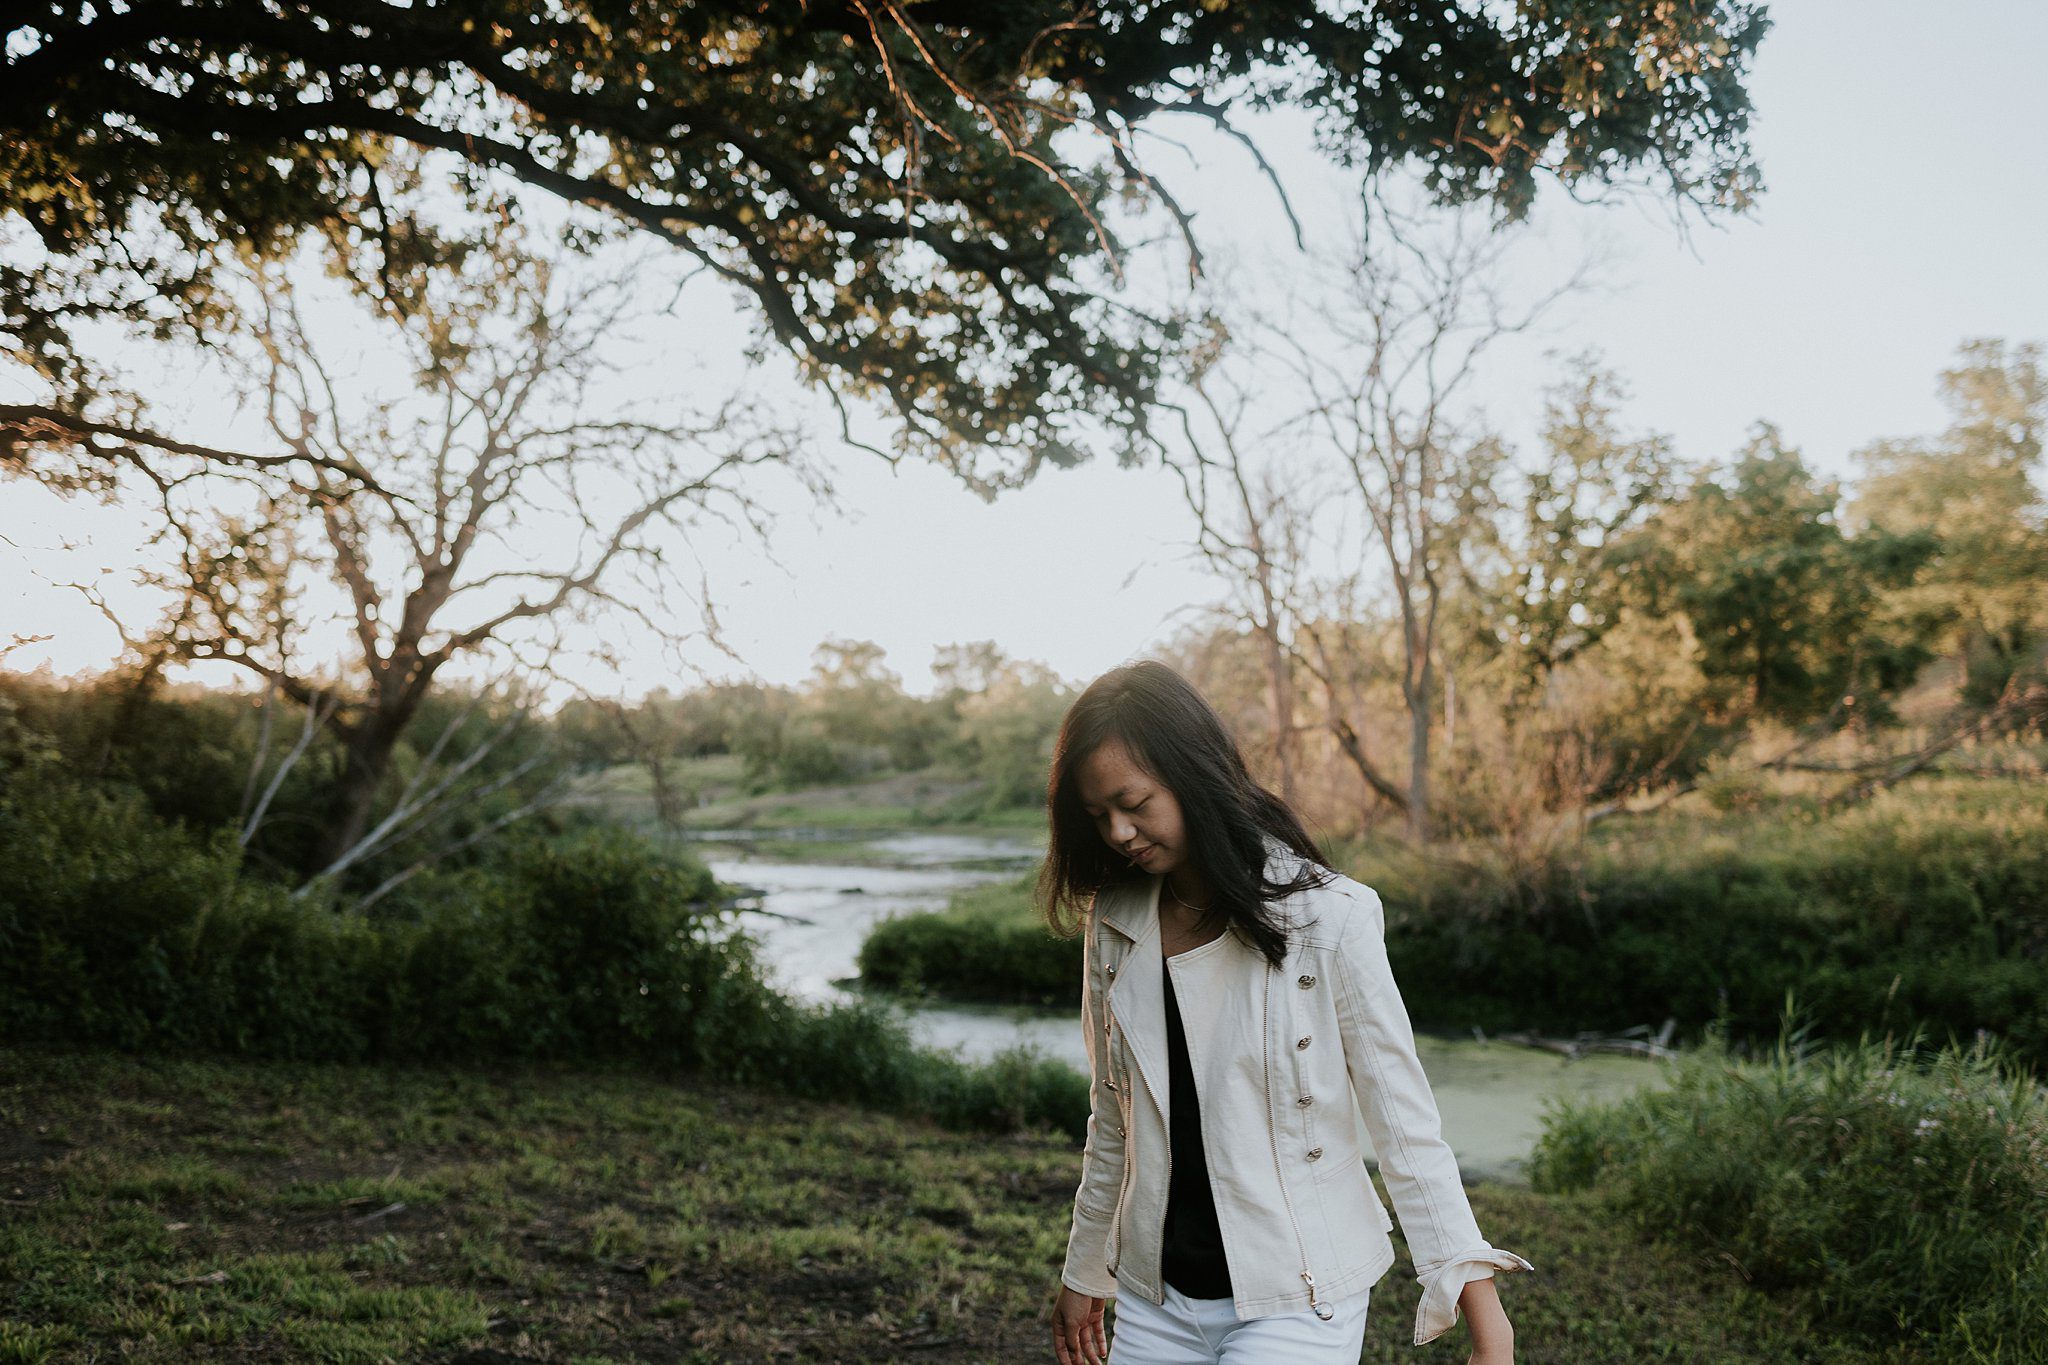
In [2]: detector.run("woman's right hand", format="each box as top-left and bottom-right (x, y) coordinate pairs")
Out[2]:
(1051, 1284), (1110, 1364)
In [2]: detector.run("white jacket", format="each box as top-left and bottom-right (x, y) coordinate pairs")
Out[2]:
(1059, 835), (1534, 1345)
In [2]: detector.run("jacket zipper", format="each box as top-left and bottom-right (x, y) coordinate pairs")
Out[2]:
(1110, 1069), (1137, 1274)
(1263, 965), (1332, 1320)
(1150, 958), (1172, 1305)
(1107, 1055), (1133, 1270)
(1105, 971), (1134, 1275)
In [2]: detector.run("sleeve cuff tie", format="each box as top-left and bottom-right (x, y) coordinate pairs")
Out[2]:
(1414, 1246), (1535, 1345)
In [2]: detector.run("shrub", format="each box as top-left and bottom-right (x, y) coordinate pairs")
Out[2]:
(1365, 780), (2048, 1068)
(0, 774), (1085, 1138)
(1529, 999), (2048, 1360)
(0, 777), (277, 1049)
(857, 874), (1076, 1007)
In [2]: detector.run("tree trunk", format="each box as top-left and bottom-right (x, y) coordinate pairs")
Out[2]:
(1258, 625), (1298, 807)
(1444, 667), (1456, 753)
(1406, 654), (1433, 845)
(317, 716), (404, 873)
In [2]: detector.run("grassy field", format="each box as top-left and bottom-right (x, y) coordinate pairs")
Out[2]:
(3, 1044), (1932, 1365)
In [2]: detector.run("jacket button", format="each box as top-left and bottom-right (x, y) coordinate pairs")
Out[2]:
(1306, 1147), (1323, 1160)
(1297, 1094), (1315, 1108)
(1296, 1035), (1312, 1050)
(1116, 1125), (1126, 1137)
(1106, 1078), (1118, 1091)
(1298, 974), (1316, 988)
(1106, 964), (1116, 978)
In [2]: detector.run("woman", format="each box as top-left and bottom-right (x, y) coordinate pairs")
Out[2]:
(1042, 661), (1531, 1365)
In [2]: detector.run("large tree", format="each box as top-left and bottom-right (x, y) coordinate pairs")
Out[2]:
(130, 240), (809, 876)
(1848, 339), (2046, 706)
(1629, 427), (1938, 727)
(1455, 358), (1681, 701)
(1166, 308), (1324, 810)
(4, 0), (1769, 492)
(1273, 193), (1591, 843)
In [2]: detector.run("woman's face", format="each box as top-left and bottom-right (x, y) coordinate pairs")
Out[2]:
(1074, 736), (1187, 876)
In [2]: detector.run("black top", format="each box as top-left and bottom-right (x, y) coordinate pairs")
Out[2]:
(1160, 954), (1234, 1298)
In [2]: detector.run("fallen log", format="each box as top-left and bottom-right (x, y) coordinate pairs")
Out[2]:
(1477, 1016), (1680, 1062)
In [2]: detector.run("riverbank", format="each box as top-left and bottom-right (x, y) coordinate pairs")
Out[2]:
(1, 1043), (1931, 1364)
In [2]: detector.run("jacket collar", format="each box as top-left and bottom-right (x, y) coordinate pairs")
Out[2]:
(1099, 832), (1307, 943)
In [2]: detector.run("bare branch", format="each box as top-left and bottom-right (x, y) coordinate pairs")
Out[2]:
(1, 404), (388, 495)
(345, 771), (576, 916)
(239, 687), (343, 847)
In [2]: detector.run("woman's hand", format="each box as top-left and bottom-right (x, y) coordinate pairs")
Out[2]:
(1050, 1284), (1109, 1365)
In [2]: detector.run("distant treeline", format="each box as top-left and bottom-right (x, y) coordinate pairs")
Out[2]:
(548, 639), (1071, 810)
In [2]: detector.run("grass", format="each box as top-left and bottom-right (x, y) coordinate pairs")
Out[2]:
(1528, 1012), (2048, 1359)
(2, 1043), (1938, 1364)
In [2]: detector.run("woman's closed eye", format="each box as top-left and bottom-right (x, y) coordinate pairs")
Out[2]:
(1087, 797), (1150, 820)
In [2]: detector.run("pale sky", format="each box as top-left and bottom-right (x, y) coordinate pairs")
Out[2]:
(6, 1), (2045, 704)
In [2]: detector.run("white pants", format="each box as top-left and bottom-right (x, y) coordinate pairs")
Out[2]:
(1106, 1277), (1370, 1364)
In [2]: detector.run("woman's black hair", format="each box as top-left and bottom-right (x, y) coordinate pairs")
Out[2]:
(1037, 658), (1335, 972)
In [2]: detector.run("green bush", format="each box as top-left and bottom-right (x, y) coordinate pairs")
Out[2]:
(0, 777), (275, 1049)
(857, 873), (1077, 1006)
(737, 990), (1091, 1138)
(0, 672), (565, 888)
(1373, 780), (2048, 1068)
(1528, 1000), (2048, 1361)
(0, 772), (1087, 1138)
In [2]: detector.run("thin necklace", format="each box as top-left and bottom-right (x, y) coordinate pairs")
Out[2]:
(1166, 879), (1212, 914)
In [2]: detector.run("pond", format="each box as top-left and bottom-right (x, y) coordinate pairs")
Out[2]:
(697, 828), (1673, 1184)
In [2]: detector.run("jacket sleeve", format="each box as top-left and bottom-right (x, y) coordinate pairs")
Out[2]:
(1331, 882), (1534, 1345)
(1059, 892), (1125, 1299)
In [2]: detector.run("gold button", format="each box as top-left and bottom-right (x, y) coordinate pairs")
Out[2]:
(1106, 964), (1117, 978)
(1296, 1095), (1314, 1108)
(1306, 1147), (1323, 1160)
(1296, 1035), (1312, 1049)
(1297, 974), (1316, 988)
